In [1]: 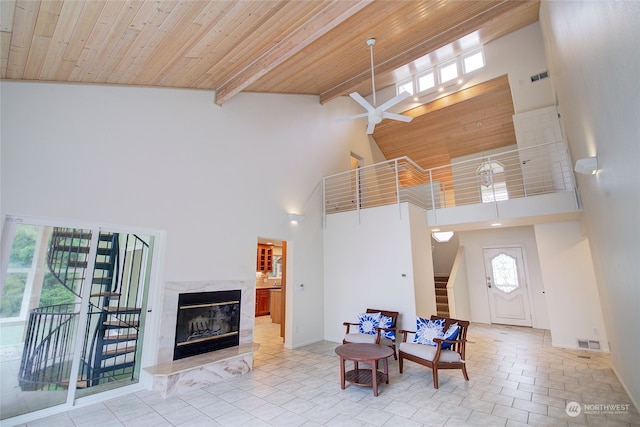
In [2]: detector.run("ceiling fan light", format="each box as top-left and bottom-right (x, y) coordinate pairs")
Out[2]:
(369, 110), (383, 124)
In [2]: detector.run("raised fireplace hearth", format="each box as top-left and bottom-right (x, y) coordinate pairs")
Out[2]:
(173, 290), (241, 360)
(145, 280), (256, 397)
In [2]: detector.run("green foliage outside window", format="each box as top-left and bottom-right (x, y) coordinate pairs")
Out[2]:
(1, 225), (76, 318)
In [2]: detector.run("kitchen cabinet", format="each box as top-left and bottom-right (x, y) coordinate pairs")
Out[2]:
(256, 244), (273, 273)
(270, 289), (282, 324)
(255, 288), (270, 316)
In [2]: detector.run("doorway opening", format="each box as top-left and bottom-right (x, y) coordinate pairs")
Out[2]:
(255, 237), (286, 347)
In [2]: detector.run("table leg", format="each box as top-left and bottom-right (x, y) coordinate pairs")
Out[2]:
(371, 358), (378, 396)
(340, 356), (345, 390)
(383, 357), (389, 384)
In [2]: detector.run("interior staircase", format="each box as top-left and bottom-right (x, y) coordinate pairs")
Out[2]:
(435, 276), (450, 317)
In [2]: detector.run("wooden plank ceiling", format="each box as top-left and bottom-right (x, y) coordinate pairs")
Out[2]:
(1, 0), (539, 169)
(374, 75), (516, 183)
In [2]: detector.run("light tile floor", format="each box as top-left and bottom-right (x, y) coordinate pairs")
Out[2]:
(16, 317), (640, 426)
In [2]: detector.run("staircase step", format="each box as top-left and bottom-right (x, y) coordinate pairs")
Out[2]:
(104, 333), (138, 343)
(101, 345), (136, 358)
(91, 292), (120, 298)
(94, 262), (113, 270)
(54, 231), (92, 239)
(435, 288), (448, 296)
(59, 375), (89, 389)
(104, 320), (140, 328)
(105, 306), (142, 314)
(436, 295), (448, 303)
(52, 245), (90, 253)
(67, 260), (88, 268)
(92, 277), (113, 286)
(97, 247), (113, 255)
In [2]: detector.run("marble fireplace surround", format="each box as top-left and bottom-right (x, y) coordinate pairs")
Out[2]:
(144, 280), (258, 398)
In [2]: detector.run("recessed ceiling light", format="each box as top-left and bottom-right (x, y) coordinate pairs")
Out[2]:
(432, 231), (454, 242)
(491, 223), (502, 227)
(431, 228), (441, 232)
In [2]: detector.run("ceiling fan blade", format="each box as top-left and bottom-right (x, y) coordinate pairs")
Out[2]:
(335, 112), (368, 122)
(377, 91), (411, 112)
(349, 92), (375, 112)
(366, 120), (376, 134)
(382, 112), (413, 123)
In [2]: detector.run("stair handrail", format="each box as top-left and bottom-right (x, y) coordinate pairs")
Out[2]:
(47, 228), (92, 297)
(18, 303), (80, 390)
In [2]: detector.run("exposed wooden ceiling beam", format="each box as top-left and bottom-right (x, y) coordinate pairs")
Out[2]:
(214, 0), (372, 105)
(319, 0), (535, 104)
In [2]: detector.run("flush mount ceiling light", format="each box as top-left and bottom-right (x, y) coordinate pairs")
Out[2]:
(574, 156), (598, 175)
(288, 213), (305, 224)
(432, 231), (454, 242)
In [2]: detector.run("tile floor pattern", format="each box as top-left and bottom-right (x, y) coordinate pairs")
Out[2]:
(16, 317), (640, 427)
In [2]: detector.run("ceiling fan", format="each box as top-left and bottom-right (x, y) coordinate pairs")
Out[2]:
(338, 38), (413, 134)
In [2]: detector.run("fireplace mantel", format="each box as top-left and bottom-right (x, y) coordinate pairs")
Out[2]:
(146, 279), (256, 397)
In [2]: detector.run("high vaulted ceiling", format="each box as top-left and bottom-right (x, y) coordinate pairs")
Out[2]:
(1, 0), (540, 169)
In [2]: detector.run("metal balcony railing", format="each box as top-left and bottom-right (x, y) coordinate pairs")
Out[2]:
(323, 140), (576, 218)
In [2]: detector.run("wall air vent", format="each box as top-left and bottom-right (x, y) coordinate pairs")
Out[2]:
(530, 71), (549, 82)
(577, 339), (601, 350)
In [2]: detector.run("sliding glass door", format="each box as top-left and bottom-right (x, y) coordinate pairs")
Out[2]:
(0, 217), (155, 421)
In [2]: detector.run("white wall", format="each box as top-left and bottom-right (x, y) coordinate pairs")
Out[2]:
(486, 22), (554, 114)
(409, 203), (436, 318)
(458, 225), (549, 329)
(0, 81), (366, 351)
(323, 203), (420, 343)
(534, 222), (608, 350)
(540, 1), (640, 407)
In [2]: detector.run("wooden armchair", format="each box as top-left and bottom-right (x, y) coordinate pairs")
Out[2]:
(343, 309), (399, 359)
(398, 315), (469, 389)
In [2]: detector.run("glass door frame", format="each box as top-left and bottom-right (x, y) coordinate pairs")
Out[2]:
(1, 214), (165, 425)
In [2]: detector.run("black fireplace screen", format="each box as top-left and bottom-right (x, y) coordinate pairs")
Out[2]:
(173, 290), (241, 360)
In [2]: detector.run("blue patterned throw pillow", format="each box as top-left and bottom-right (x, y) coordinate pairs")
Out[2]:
(358, 312), (381, 335)
(441, 323), (460, 349)
(379, 314), (395, 340)
(413, 317), (445, 346)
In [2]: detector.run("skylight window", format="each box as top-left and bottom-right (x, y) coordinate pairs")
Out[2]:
(462, 49), (485, 73)
(439, 60), (459, 84)
(395, 46), (486, 97)
(398, 79), (414, 96)
(417, 70), (435, 92)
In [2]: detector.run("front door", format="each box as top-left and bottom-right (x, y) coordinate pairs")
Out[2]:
(483, 247), (532, 327)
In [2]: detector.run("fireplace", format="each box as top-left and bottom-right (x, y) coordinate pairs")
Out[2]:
(173, 290), (241, 360)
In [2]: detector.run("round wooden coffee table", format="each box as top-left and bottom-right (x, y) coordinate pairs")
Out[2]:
(335, 343), (393, 396)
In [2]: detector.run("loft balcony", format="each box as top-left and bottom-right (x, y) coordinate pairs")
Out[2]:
(322, 141), (581, 230)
